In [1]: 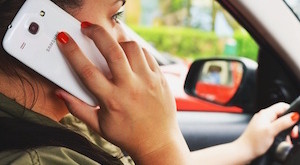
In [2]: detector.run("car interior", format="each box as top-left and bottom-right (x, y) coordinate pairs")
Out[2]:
(176, 0), (300, 164)
(0, 0), (299, 164)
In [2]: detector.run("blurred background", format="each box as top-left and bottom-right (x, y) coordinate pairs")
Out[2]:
(122, 0), (259, 62)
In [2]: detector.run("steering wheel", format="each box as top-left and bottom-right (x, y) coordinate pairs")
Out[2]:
(251, 125), (299, 165)
(252, 97), (300, 165)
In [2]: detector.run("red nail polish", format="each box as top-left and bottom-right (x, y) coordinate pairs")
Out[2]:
(291, 112), (299, 122)
(292, 132), (299, 139)
(81, 21), (92, 28)
(57, 32), (69, 44)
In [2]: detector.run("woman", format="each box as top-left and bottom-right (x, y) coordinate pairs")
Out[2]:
(0, 0), (298, 164)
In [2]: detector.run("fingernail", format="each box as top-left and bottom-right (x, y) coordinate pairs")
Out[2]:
(291, 112), (299, 122)
(81, 21), (92, 28)
(57, 32), (69, 44)
(292, 132), (299, 139)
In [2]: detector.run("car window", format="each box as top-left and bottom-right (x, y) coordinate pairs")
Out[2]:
(284, 0), (300, 20)
(122, 0), (259, 113)
(124, 0), (259, 63)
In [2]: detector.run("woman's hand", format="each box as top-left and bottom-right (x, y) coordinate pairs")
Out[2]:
(235, 103), (299, 160)
(187, 102), (299, 165)
(55, 23), (190, 164)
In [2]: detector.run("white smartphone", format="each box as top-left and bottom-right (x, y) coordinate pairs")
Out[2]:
(2, 0), (111, 106)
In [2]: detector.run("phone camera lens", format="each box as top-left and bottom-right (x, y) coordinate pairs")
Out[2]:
(28, 22), (39, 35)
(40, 11), (45, 17)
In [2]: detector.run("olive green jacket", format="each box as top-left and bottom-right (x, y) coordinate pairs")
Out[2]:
(0, 93), (134, 165)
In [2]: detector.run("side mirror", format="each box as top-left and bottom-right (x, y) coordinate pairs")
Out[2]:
(184, 58), (257, 112)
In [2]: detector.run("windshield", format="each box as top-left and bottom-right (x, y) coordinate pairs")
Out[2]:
(284, 0), (300, 20)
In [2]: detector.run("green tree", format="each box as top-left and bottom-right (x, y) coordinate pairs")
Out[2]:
(170, 0), (186, 12)
(159, 0), (192, 26)
(211, 1), (241, 31)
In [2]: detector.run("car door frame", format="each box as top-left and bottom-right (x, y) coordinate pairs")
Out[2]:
(178, 0), (300, 154)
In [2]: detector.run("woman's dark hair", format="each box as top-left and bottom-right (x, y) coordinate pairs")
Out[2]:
(0, 1), (123, 164)
(0, 0), (36, 108)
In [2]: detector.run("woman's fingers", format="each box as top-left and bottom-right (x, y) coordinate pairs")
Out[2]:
(142, 48), (161, 73)
(56, 32), (112, 99)
(81, 23), (132, 83)
(55, 89), (102, 135)
(261, 102), (298, 136)
(271, 112), (299, 136)
(291, 126), (299, 139)
(119, 41), (150, 74)
(262, 102), (290, 122)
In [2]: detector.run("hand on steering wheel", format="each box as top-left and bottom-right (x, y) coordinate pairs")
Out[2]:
(235, 103), (299, 164)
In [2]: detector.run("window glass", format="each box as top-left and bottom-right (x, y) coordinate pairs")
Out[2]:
(124, 0), (259, 62)
(284, 0), (300, 20)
